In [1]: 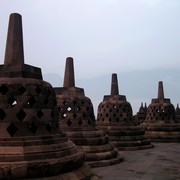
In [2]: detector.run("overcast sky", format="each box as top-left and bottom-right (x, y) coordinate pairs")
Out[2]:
(0, 0), (180, 114)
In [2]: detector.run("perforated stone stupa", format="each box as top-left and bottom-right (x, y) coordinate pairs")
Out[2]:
(97, 73), (153, 150)
(142, 81), (180, 142)
(0, 13), (95, 179)
(54, 58), (123, 167)
(134, 103), (147, 125)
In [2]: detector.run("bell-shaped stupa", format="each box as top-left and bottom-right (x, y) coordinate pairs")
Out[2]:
(175, 104), (180, 122)
(97, 73), (153, 150)
(142, 81), (180, 142)
(134, 103), (148, 125)
(0, 13), (94, 179)
(54, 58), (123, 167)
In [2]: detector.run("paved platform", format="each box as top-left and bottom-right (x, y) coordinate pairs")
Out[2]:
(93, 143), (180, 180)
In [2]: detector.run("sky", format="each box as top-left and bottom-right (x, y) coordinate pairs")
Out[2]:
(0, 0), (180, 115)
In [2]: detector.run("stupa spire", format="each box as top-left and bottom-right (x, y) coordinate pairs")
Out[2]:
(4, 13), (24, 65)
(111, 73), (119, 96)
(158, 81), (164, 101)
(63, 57), (75, 87)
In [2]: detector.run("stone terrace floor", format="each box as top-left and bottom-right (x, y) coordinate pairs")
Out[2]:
(93, 143), (180, 180)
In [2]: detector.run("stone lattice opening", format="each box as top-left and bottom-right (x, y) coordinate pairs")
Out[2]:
(16, 109), (26, 121)
(37, 110), (44, 119)
(46, 123), (52, 133)
(18, 86), (26, 94)
(0, 108), (6, 120)
(67, 119), (72, 126)
(8, 96), (17, 107)
(67, 107), (72, 112)
(29, 122), (38, 134)
(62, 113), (67, 118)
(28, 96), (36, 107)
(78, 119), (83, 126)
(73, 113), (77, 119)
(7, 123), (18, 137)
(36, 86), (42, 94)
(44, 97), (49, 105)
(0, 84), (9, 95)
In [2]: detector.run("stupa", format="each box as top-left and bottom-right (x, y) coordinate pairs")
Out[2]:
(142, 81), (180, 142)
(0, 13), (95, 179)
(97, 73), (153, 150)
(134, 103), (147, 125)
(54, 58), (123, 167)
(175, 104), (180, 122)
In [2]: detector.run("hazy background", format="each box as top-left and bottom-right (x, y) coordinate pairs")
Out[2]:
(0, 0), (180, 115)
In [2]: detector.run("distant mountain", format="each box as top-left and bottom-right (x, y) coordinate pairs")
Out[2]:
(43, 68), (180, 116)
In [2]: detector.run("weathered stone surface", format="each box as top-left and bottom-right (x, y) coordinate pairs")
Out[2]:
(0, 13), (95, 179)
(97, 73), (153, 150)
(142, 81), (180, 142)
(54, 58), (123, 167)
(93, 143), (180, 179)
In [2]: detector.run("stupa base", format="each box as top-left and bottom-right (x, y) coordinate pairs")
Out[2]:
(98, 125), (153, 151)
(142, 123), (180, 142)
(62, 128), (123, 168)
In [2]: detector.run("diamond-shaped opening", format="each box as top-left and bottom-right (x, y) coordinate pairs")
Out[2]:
(36, 86), (42, 94)
(16, 109), (26, 121)
(62, 113), (67, 118)
(82, 113), (86, 118)
(58, 107), (62, 112)
(86, 107), (89, 111)
(44, 97), (49, 105)
(29, 122), (38, 134)
(0, 108), (6, 120)
(113, 113), (116, 117)
(8, 96), (17, 107)
(109, 109), (112, 112)
(105, 113), (109, 117)
(37, 110), (44, 119)
(51, 110), (55, 118)
(116, 118), (119, 122)
(18, 86), (26, 94)
(67, 107), (72, 112)
(78, 120), (83, 126)
(46, 123), (52, 133)
(63, 101), (67, 105)
(0, 84), (9, 95)
(109, 118), (112, 122)
(27, 96), (36, 107)
(76, 107), (81, 111)
(67, 119), (72, 126)
(73, 101), (77, 105)
(87, 120), (91, 125)
(73, 113), (77, 119)
(81, 101), (84, 105)
(7, 123), (18, 137)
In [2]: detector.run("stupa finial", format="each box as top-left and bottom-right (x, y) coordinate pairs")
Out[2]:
(63, 57), (75, 88)
(111, 73), (119, 96)
(158, 81), (164, 100)
(4, 13), (24, 66)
